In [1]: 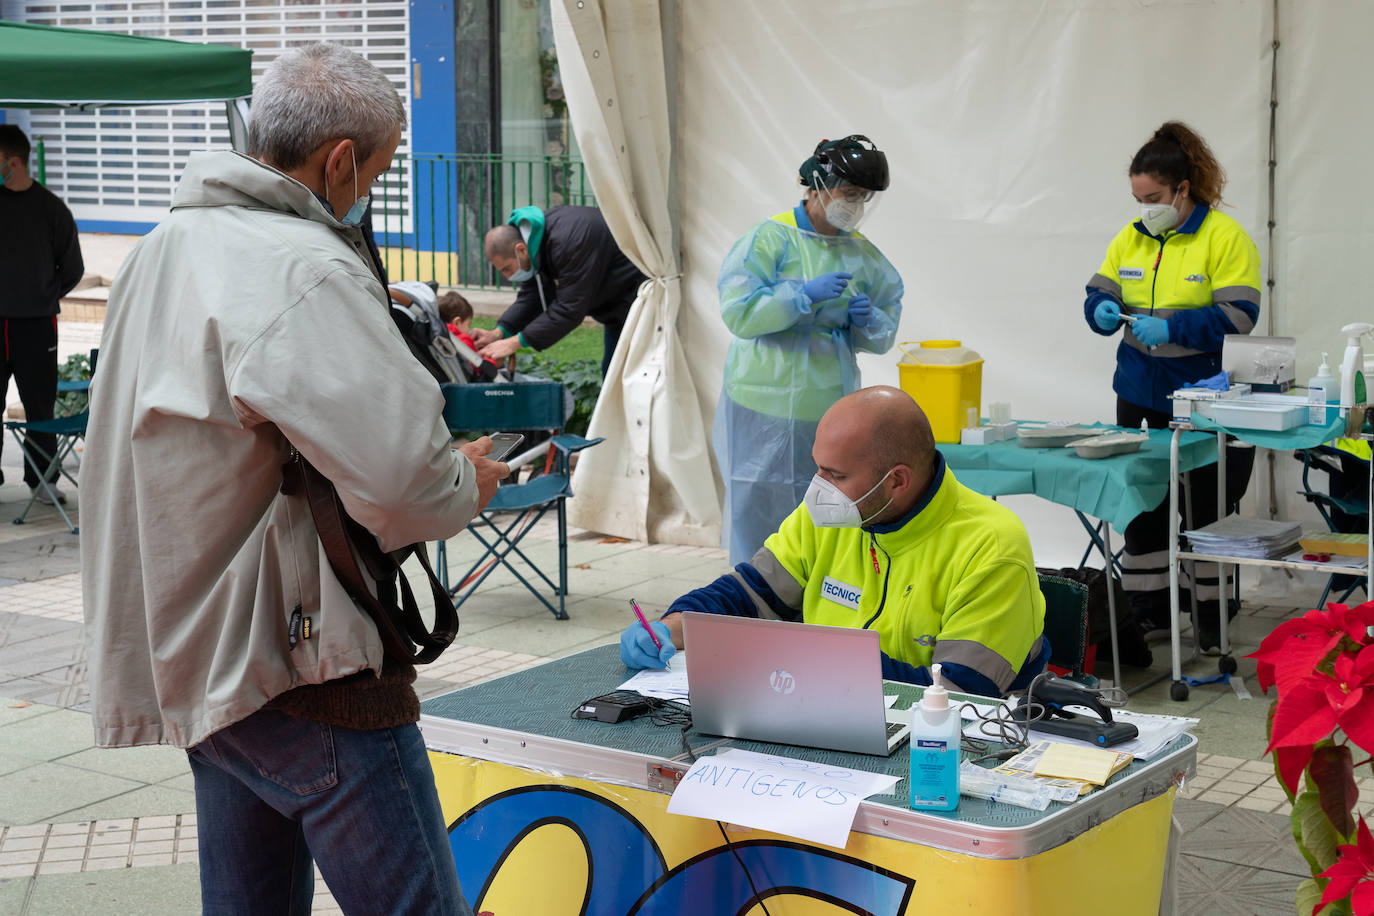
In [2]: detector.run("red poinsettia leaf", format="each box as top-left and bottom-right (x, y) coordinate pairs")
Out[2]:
(1327, 859), (1368, 878)
(1321, 871), (1363, 911)
(1351, 878), (1374, 916)
(1342, 601), (1374, 642)
(1342, 693), (1374, 760)
(1350, 600), (1374, 633)
(1310, 745), (1358, 836)
(1355, 644), (1374, 683)
(1360, 817), (1374, 860)
(1339, 686), (1367, 717)
(1271, 681), (1341, 750)
(1276, 745), (1312, 795)
(1254, 630), (1346, 695)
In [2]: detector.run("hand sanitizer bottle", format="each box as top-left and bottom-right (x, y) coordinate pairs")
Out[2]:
(908, 663), (960, 811)
(1309, 353), (1337, 424)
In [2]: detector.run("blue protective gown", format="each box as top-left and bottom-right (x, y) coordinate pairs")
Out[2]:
(714, 203), (904, 564)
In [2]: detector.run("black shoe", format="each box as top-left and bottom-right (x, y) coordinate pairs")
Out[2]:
(1197, 621), (1222, 656)
(1099, 615), (1154, 668)
(1196, 601), (1234, 656)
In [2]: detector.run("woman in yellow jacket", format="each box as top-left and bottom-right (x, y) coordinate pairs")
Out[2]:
(1083, 121), (1261, 653)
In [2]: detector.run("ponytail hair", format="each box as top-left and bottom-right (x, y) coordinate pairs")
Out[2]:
(1129, 120), (1227, 208)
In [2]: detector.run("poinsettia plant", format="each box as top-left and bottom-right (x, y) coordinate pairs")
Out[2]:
(1250, 600), (1374, 915)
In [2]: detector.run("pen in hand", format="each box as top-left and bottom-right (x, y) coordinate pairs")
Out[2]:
(631, 599), (670, 669)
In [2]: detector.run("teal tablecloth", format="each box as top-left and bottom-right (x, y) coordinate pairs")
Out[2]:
(940, 425), (1218, 531)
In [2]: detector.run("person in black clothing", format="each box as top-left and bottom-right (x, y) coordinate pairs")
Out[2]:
(0, 125), (84, 504)
(473, 205), (646, 378)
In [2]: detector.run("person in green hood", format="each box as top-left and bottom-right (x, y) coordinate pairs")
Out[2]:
(474, 204), (646, 377)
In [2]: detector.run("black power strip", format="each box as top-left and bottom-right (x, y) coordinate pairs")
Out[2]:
(571, 690), (652, 723)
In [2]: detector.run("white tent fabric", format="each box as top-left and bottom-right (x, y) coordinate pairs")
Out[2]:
(557, 0), (1366, 559)
(552, 0), (720, 546)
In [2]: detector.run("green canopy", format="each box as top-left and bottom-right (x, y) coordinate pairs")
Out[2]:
(0, 21), (251, 109)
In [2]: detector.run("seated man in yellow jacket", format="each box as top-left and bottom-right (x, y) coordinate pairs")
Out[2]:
(620, 386), (1048, 697)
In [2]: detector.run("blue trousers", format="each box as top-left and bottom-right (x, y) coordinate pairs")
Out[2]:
(188, 707), (472, 916)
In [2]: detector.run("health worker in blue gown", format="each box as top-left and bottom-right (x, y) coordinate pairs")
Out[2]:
(714, 135), (905, 565)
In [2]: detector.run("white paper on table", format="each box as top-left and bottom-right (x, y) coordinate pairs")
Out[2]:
(666, 747), (900, 849)
(1055, 708), (1198, 760)
(618, 652), (690, 702)
(959, 701), (1195, 761)
(884, 694), (899, 709)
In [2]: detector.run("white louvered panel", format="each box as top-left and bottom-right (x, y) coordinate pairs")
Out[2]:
(21, 0), (412, 230)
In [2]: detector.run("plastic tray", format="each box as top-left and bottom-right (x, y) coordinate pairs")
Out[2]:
(1067, 432), (1149, 459)
(1016, 426), (1109, 448)
(1198, 399), (1306, 431)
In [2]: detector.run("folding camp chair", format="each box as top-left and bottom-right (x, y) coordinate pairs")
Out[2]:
(1038, 573), (1098, 688)
(5, 377), (89, 534)
(1295, 445), (1369, 608)
(434, 380), (603, 620)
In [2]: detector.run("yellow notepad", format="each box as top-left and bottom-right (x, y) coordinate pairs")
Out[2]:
(1032, 742), (1131, 786)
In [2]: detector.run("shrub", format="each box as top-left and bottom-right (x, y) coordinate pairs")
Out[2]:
(56, 352), (91, 418)
(526, 353), (601, 437)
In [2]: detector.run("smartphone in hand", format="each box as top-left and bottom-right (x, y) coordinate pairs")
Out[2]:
(486, 432), (525, 463)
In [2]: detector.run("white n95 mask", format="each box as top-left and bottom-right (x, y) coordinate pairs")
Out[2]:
(803, 468), (894, 528)
(1139, 189), (1180, 236)
(824, 197), (863, 232)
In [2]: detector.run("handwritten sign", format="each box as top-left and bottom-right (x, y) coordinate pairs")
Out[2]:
(665, 748), (900, 848)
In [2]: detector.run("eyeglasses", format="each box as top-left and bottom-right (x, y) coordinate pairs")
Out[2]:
(828, 186), (875, 203)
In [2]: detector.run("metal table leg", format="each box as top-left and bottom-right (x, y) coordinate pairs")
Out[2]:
(1169, 427), (1188, 700)
(1103, 523), (1122, 691)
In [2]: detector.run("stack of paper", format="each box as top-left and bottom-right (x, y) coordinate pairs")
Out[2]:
(996, 741), (1131, 798)
(1031, 742), (1131, 786)
(617, 653), (690, 703)
(1185, 516), (1303, 559)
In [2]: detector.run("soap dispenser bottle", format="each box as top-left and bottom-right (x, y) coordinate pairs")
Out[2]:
(908, 663), (960, 811)
(1309, 353), (1338, 424)
(1340, 324), (1374, 417)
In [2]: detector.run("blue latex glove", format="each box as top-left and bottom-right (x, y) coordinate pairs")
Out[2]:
(1183, 370), (1230, 391)
(1093, 300), (1122, 331)
(847, 293), (872, 327)
(802, 271), (852, 304)
(619, 620), (676, 669)
(1133, 315), (1170, 347)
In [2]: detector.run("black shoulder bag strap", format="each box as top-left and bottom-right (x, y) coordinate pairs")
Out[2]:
(280, 448), (458, 664)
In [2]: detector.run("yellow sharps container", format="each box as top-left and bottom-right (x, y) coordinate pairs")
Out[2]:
(897, 340), (984, 444)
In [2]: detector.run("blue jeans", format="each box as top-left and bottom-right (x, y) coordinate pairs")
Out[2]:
(188, 707), (472, 916)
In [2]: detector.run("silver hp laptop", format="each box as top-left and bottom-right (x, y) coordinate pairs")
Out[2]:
(682, 612), (911, 756)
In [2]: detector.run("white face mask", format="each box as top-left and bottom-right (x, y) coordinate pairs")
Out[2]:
(1140, 188), (1181, 236)
(804, 468), (895, 528)
(824, 196), (863, 232)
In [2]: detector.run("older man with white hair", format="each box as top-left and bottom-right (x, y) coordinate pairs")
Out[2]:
(81, 43), (502, 914)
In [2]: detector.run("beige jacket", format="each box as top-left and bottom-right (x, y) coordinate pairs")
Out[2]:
(80, 151), (479, 748)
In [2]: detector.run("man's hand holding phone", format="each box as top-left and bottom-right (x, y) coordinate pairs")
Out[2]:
(456, 435), (517, 510)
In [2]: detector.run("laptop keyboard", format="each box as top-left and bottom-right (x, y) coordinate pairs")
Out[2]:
(885, 721), (906, 739)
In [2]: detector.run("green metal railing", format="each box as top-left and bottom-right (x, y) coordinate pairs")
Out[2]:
(371, 152), (596, 289)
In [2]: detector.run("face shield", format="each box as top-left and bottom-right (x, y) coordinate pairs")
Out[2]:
(802, 134), (890, 233)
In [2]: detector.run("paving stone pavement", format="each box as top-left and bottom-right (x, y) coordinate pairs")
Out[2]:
(0, 434), (1346, 914)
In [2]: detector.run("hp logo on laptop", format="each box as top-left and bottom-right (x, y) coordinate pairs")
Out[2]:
(769, 669), (796, 695)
